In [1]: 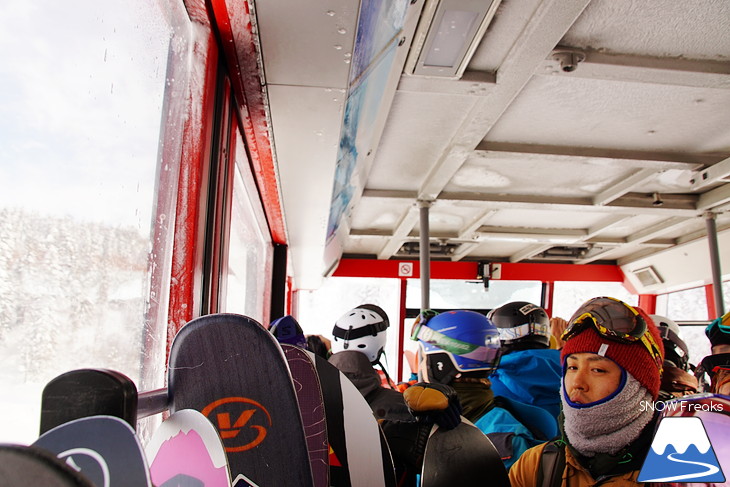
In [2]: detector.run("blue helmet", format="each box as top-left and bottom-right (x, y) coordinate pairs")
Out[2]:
(412, 310), (501, 383)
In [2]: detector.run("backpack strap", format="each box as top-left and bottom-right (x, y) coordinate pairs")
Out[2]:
(536, 440), (566, 487)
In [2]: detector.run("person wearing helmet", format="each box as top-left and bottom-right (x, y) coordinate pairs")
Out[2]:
(699, 312), (730, 396)
(269, 315), (308, 349)
(328, 304), (412, 421)
(403, 310), (557, 471)
(270, 315), (334, 360)
(488, 301), (562, 423)
(330, 303), (393, 385)
(330, 304), (389, 364)
(650, 314), (691, 371)
(648, 314), (699, 400)
(509, 296), (665, 487)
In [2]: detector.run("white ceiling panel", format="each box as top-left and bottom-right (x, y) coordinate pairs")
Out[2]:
(564, 0), (730, 61)
(256, 0), (359, 88)
(253, 0), (730, 288)
(486, 75), (730, 152)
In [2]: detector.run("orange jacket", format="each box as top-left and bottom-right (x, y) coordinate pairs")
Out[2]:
(509, 442), (643, 487)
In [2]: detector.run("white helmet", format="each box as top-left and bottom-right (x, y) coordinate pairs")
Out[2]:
(331, 304), (389, 363)
(649, 314), (681, 337)
(650, 314), (690, 370)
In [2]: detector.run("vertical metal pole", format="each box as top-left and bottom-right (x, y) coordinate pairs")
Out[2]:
(419, 200), (432, 311)
(705, 212), (725, 318)
(397, 278), (407, 382)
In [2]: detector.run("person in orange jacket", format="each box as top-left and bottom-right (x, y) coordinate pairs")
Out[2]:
(509, 297), (665, 487)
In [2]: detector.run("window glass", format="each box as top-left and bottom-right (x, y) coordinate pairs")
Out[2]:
(676, 323), (712, 368)
(552, 281), (636, 320)
(0, 0), (191, 444)
(660, 286), (709, 321)
(224, 125), (273, 322)
(297, 277), (401, 377)
(405, 279), (542, 310)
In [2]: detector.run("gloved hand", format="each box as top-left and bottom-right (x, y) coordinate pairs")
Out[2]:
(403, 382), (462, 431)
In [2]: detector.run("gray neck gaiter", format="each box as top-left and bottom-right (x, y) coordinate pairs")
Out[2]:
(561, 372), (654, 457)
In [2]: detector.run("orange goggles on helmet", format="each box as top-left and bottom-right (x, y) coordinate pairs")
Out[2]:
(562, 296), (663, 373)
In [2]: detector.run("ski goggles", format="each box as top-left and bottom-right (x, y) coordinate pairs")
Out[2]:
(409, 309), (440, 341)
(562, 297), (664, 372)
(498, 322), (550, 342)
(410, 311), (501, 365)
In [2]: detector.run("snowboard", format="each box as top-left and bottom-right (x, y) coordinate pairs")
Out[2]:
(0, 443), (95, 486)
(146, 409), (232, 487)
(40, 368), (138, 434)
(420, 419), (509, 487)
(310, 352), (397, 487)
(32, 415), (152, 487)
(167, 313), (314, 487)
(281, 344), (329, 487)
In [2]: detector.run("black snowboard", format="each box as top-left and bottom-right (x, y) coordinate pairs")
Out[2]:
(0, 443), (95, 487)
(421, 419), (509, 487)
(167, 313), (313, 487)
(281, 344), (329, 487)
(32, 415), (152, 487)
(40, 368), (138, 434)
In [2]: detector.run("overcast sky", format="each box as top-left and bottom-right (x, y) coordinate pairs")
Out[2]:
(0, 0), (178, 233)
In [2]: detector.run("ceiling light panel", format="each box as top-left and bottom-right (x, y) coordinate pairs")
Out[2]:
(410, 0), (500, 78)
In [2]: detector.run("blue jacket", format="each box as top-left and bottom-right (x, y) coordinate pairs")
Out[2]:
(489, 348), (562, 422)
(474, 396), (558, 470)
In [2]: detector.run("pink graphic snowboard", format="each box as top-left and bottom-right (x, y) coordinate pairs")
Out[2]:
(146, 409), (232, 486)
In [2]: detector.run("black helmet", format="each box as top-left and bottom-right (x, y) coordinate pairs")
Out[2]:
(488, 301), (550, 353)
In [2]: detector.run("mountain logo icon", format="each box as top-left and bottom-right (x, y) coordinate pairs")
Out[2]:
(638, 416), (725, 483)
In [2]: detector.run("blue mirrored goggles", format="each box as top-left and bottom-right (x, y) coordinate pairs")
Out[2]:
(411, 311), (500, 365)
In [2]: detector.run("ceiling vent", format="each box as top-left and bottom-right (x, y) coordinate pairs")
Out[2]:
(533, 244), (605, 262)
(633, 266), (664, 287)
(397, 241), (460, 257)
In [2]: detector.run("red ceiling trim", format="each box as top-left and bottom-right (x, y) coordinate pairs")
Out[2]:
(496, 262), (624, 282)
(208, 0), (287, 245)
(333, 259), (625, 282)
(332, 259), (477, 279)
